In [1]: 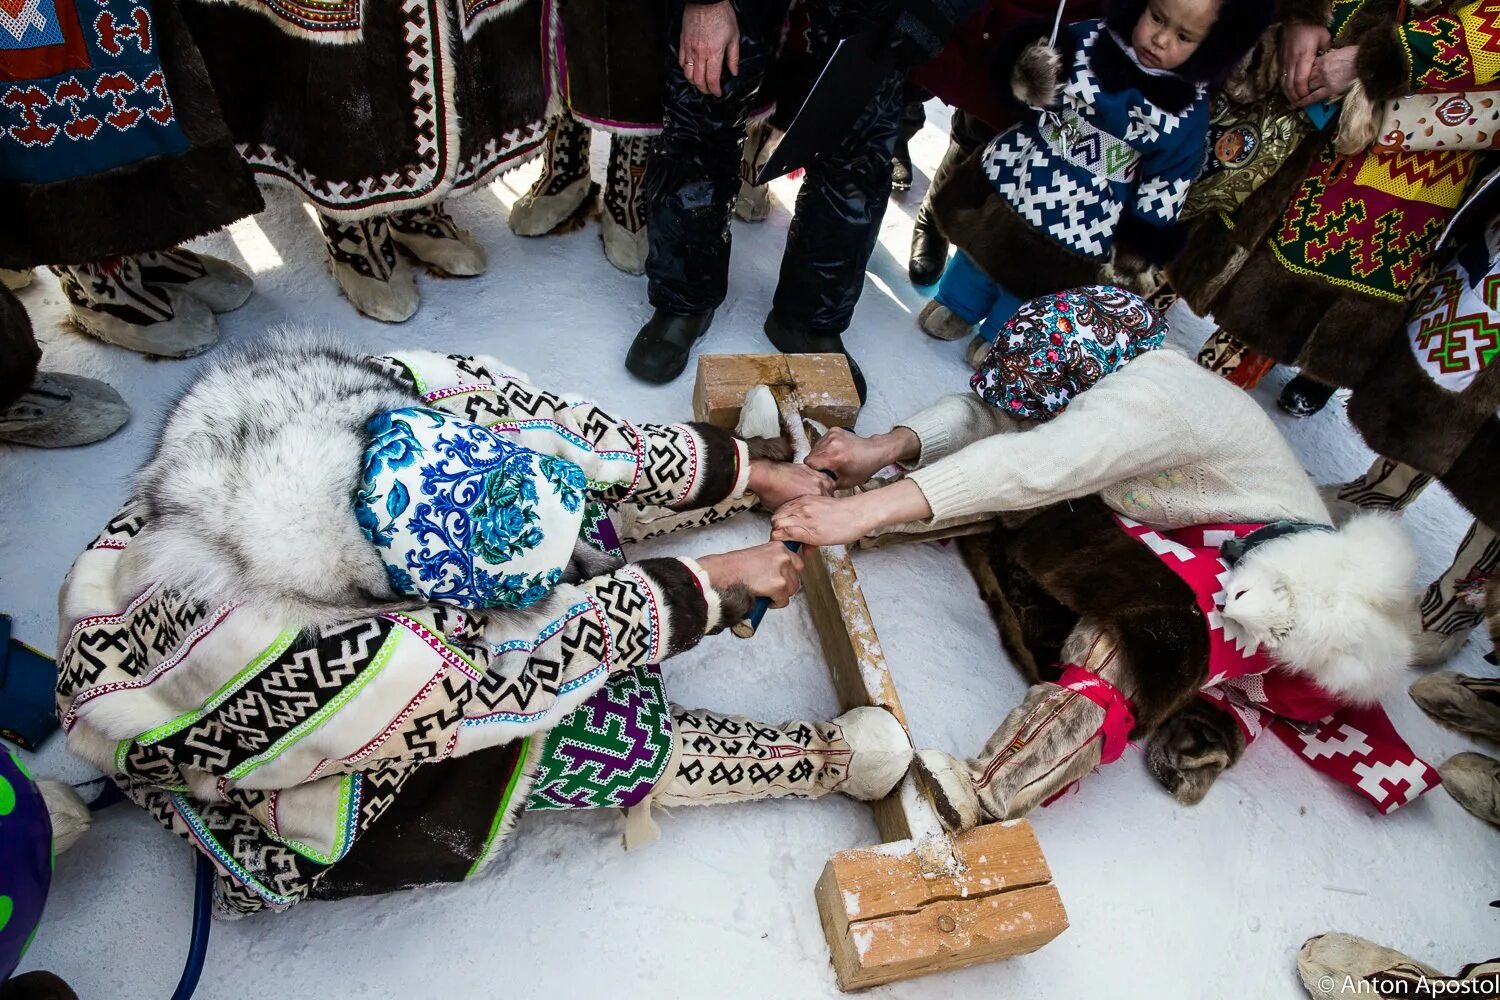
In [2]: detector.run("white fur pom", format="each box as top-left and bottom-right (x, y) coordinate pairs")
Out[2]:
(1222, 513), (1420, 704)
(735, 384), (780, 440)
(36, 780), (92, 855)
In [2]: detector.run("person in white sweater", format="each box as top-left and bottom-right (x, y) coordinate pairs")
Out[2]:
(773, 288), (1429, 826)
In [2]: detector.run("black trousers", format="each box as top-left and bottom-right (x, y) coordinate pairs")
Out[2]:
(0, 284), (39, 409)
(646, 0), (905, 334)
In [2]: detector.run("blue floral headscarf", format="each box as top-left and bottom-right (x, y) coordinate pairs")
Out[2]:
(970, 286), (1167, 421)
(355, 407), (589, 610)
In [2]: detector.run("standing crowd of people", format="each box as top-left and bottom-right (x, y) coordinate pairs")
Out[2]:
(4, 0), (1500, 996)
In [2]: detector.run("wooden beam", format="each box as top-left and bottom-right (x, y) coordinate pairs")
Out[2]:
(693, 354), (860, 432)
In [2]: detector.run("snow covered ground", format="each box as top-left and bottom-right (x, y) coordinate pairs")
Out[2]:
(8, 104), (1499, 999)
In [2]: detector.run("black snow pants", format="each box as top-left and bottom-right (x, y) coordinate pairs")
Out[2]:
(645, 0), (905, 335)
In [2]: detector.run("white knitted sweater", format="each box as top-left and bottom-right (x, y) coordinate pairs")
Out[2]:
(901, 349), (1330, 529)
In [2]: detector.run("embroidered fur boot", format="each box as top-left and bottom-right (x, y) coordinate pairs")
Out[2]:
(318, 213), (419, 324)
(52, 257), (218, 357)
(1297, 934), (1452, 1000)
(389, 201), (487, 277)
(134, 248), (253, 313)
(0, 372), (129, 448)
(733, 119), (778, 223)
(509, 114), (596, 237)
(601, 134), (651, 275)
(651, 706), (912, 806)
(1, 268), (32, 291)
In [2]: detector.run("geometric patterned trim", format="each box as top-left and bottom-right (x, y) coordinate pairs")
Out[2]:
(1269, 238), (1409, 303)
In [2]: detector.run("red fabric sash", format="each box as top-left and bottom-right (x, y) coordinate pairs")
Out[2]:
(1058, 664), (1135, 765)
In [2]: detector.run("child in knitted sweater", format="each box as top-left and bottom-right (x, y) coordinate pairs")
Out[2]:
(920, 0), (1272, 367)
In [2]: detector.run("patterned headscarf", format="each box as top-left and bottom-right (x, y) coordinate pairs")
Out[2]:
(354, 406), (588, 610)
(970, 285), (1168, 420)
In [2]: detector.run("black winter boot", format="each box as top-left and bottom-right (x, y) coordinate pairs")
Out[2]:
(763, 311), (867, 404)
(909, 205), (948, 286)
(626, 309), (715, 384)
(1277, 374), (1337, 417)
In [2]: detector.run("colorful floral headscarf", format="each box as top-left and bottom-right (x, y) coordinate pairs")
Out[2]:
(354, 407), (588, 610)
(970, 286), (1168, 420)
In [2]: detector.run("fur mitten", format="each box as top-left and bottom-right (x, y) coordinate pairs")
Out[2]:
(1012, 40), (1064, 109)
(1335, 80), (1381, 154)
(1098, 248), (1163, 297)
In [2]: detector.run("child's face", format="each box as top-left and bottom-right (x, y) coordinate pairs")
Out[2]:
(1130, 0), (1220, 71)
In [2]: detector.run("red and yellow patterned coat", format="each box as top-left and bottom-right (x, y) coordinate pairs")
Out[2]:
(1172, 0), (1499, 388)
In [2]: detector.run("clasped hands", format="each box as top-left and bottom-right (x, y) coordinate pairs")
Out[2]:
(698, 431), (929, 612)
(1279, 24), (1360, 108)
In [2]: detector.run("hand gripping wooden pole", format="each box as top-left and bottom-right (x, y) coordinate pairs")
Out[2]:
(693, 354), (1068, 991)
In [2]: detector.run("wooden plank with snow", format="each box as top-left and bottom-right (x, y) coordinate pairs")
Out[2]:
(694, 355), (1068, 992)
(693, 353), (862, 432)
(815, 823), (1067, 991)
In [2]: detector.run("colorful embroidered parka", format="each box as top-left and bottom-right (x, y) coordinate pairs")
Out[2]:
(1267, 0), (1500, 303)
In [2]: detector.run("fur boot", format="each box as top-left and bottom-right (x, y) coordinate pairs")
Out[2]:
(651, 706), (911, 806)
(0, 268), (32, 291)
(134, 248), (253, 313)
(0, 372), (129, 449)
(1439, 751), (1500, 827)
(52, 258), (219, 357)
(1410, 672), (1500, 744)
(1413, 520), (1499, 666)
(1145, 698), (1248, 805)
(601, 135), (651, 274)
(1297, 934), (1450, 1000)
(918, 299), (974, 341)
(318, 214), (420, 324)
(1012, 40), (1064, 109)
(734, 120), (778, 223)
(509, 114), (596, 237)
(389, 201), (487, 277)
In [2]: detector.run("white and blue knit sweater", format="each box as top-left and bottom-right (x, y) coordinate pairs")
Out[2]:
(982, 20), (1210, 262)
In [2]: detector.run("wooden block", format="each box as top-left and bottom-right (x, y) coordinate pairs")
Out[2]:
(693, 354), (861, 430)
(816, 822), (1068, 991)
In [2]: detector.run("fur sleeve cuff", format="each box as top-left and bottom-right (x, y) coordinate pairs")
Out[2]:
(1115, 212), (1189, 267)
(1275, 0), (1329, 27)
(677, 421), (744, 509)
(626, 558), (713, 659)
(1347, 4), (1406, 103)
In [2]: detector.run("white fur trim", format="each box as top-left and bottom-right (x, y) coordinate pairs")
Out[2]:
(678, 557), (723, 633)
(730, 438), (752, 500)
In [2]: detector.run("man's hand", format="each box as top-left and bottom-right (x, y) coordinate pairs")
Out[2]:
(804, 427), (917, 489)
(1303, 46), (1360, 106)
(698, 541), (804, 608)
(681, 1), (739, 97)
(748, 458), (835, 511)
(1279, 23), (1331, 106)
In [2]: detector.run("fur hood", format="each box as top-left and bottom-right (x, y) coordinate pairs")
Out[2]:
(124, 333), (423, 627)
(1221, 513), (1420, 704)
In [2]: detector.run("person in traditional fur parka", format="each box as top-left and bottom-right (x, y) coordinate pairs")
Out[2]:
(920, 0), (1274, 367)
(52, 335), (916, 917)
(1174, 0), (1500, 417)
(772, 287), (1441, 823)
